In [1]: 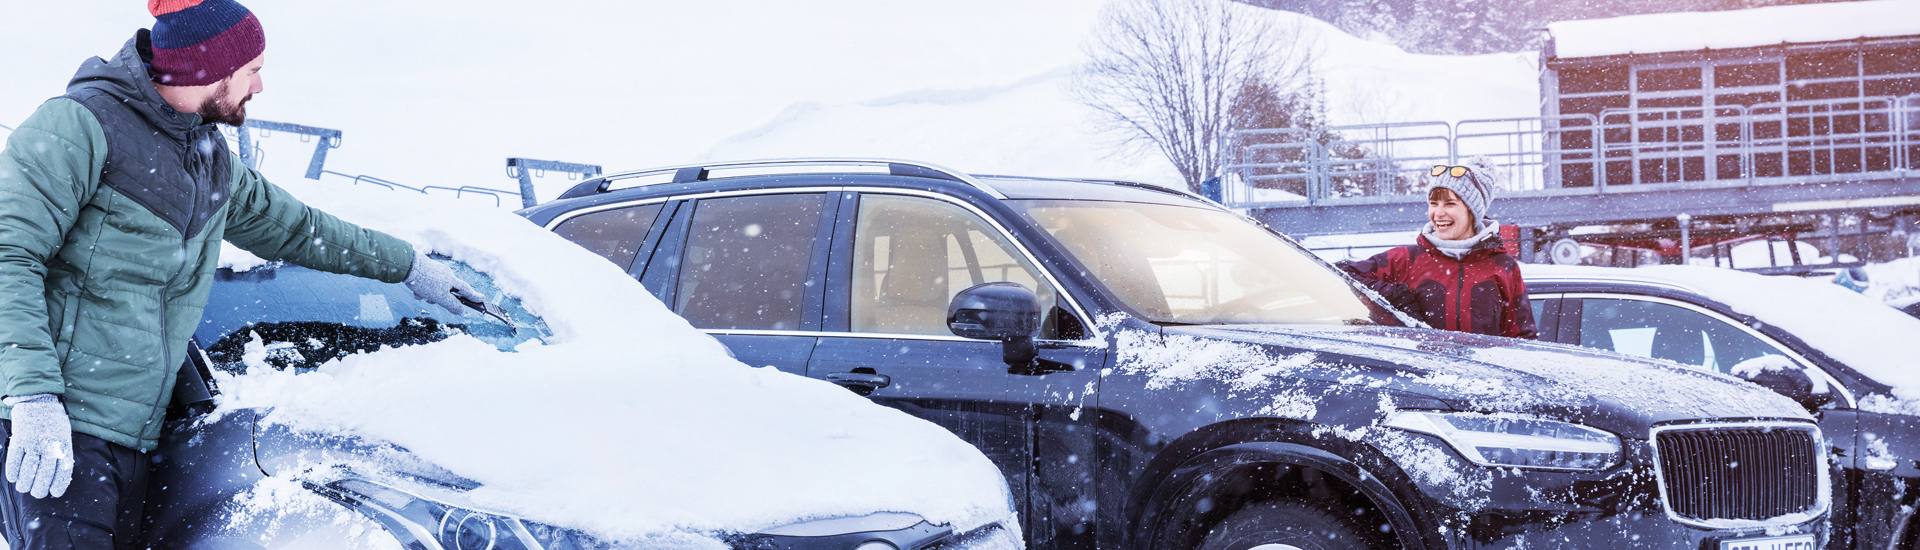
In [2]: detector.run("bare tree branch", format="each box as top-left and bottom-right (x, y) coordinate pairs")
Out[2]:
(1072, 0), (1318, 193)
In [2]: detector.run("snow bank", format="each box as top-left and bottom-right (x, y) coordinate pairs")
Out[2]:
(211, 181), (1012, 541)
(1864, 256), (1920, 304)
(1524, 264), (1920, 398)
(1548, 0), (1920, 58)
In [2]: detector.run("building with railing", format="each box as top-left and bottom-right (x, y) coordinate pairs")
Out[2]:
(1223, 0), (1920, 270)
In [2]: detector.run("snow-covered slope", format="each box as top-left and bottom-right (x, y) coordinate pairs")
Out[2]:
(706, 5), (1540, 185)
(2, 1), (1539, 200)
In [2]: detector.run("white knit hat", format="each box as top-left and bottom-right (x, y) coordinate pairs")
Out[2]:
(1428, 158), (1498, 222)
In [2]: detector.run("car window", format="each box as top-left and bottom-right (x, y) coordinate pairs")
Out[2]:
(1577, 298), (1782, 373)
(1016, 200), (1372, 325)
(197, 259), (550, 373)
(676, 194), (824, 331)
(1530, 299), (1547, 328)
(551, 202), (665, 271)
(851, 194), (1058, 337)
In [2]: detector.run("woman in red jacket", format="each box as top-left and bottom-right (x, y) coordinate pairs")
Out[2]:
(1340, 162), (1538, 339)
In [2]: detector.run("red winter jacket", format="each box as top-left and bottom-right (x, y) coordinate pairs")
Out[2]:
(1341, 235), (1538, 339)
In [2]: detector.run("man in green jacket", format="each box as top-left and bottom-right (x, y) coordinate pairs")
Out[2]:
(0, 1), (484, 547)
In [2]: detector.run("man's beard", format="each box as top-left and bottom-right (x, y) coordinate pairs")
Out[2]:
(196, 81), (251, 126)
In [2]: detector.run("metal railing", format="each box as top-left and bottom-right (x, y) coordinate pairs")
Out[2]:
(506, 157), (602, 208)
(317, 171), (518, 208)
(1221, 94), (1920, 207)
(238, 119), (342, 180)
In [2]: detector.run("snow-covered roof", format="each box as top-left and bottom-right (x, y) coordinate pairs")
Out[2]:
(1548, 0), (1920, 59)
(213, 181), (1013, 543)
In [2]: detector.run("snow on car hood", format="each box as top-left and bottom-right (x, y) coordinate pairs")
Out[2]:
(211, 180), (1012, 542)
(1526, 264), (1920, 413)
(1144, 323), (1810, 435)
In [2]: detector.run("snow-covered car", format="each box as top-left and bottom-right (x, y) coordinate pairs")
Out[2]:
(519, 158), (1832, 550)
(139, 179), (1021, 550)
(1525, 264), (1920, 550)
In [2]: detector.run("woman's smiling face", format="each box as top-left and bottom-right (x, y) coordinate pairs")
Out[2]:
(1428, 187), (1475, 240)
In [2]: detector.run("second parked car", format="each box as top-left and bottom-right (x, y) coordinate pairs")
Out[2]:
(1525, 263), (1920, 550)
(524, 158), (1834, 550)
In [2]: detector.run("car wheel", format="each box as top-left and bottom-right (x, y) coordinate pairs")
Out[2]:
(1195, 499), (1371, 550)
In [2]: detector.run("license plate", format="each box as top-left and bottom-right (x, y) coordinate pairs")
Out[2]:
(1719, 534), (1816, 550)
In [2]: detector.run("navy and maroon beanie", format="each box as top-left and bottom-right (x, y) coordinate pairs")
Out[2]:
(148, 0), (265, 87)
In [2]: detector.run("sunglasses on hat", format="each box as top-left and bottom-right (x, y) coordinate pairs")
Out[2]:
(1431, 165), (1470, 178)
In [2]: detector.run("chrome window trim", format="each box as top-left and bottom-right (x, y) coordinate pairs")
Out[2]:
(664, 186), (846, 202)
(1563, 292), (1856, 408)
(702, 328), (1107, 348)
(540, 197), (674, 231)
(1526, 274), (1703, 296)
(1646, 420), (1830, 530)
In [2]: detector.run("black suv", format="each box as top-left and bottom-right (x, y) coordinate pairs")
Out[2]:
(522, 158), (1831, 550)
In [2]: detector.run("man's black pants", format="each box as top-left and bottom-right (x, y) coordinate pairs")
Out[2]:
(0, 420), (148, 550)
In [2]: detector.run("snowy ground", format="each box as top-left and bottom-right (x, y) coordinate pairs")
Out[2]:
(0, 0), (1538, 202)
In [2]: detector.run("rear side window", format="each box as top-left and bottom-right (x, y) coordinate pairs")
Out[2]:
(551, 202), (664, 271)
(676, 194), (825, 330)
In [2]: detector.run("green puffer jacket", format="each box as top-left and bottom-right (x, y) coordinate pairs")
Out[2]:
(0, 32), (415, 451)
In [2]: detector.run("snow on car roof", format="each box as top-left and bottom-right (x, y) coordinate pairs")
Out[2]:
(1524, 264), (1920, 395)
(1546, 0), (1920, 59)
(211, 180), (1012, 542)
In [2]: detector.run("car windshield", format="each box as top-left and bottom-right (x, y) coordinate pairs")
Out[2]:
(196, 258), (552, 373)
(1015, 200), (1375, 325)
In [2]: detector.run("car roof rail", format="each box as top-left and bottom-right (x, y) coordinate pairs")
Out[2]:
(564, 158), (1007, 199)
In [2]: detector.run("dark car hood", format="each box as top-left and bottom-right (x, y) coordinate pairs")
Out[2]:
(1141, 324), (1812, 436)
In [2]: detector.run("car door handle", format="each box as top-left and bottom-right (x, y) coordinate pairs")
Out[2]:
(827, 369), (891, 396)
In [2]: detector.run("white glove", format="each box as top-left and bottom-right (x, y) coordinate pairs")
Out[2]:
(4, 394), (72, 499)
(403, 249), (484, 316)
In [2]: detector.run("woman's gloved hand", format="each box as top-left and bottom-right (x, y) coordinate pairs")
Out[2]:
(5, 394), (72, 499)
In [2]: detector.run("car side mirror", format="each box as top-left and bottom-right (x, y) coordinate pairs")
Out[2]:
(948, 283), (1071, 376)
(1732, 357), (1833, 411)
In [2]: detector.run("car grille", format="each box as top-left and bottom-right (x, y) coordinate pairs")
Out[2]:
(1654, 425), (1821, 522)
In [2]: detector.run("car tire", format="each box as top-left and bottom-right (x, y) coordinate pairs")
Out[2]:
(1195, 499), (1371, 550)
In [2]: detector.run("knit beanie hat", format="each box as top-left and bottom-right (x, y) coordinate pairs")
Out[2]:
(1428, 158), (1498, 222)
(148, 0), (265, 87)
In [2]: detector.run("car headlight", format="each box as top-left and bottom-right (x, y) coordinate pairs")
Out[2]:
(312, 474), (986, 550)
(307, 477), (592, 550)
(1384, 411), (1622, 471)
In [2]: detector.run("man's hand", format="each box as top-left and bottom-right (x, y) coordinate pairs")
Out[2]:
(5, 394), (72, 499)
(403, 249), (484, 316)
